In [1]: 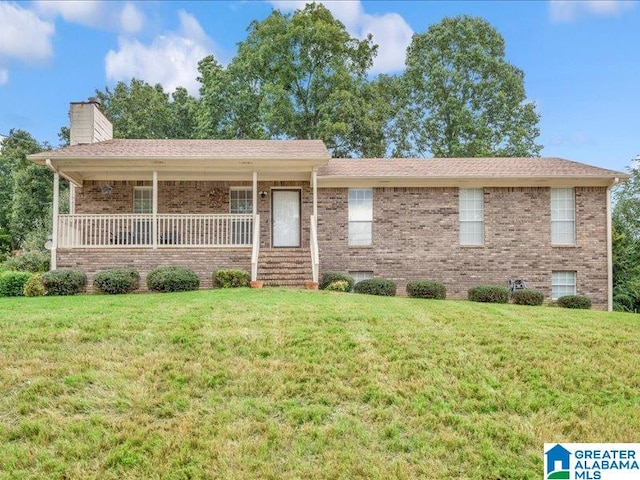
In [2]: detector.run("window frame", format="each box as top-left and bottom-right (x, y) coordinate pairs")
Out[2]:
(229, 187), (254, 215)
(551, 271), (577, 300)
(349, 271), (374, 285)
(133, 186), (153, 214)
(551, 188), (576, 245)
(459, 188), (484, 246)
(348, 188), (373, 246)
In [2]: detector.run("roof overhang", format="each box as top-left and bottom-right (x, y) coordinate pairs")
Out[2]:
(30, 157), (328, 185)
(317, 175), (625, 188)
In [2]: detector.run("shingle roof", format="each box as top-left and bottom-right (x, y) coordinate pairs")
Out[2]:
(319, 157), (626, 179)
(29, 139), (331, 160)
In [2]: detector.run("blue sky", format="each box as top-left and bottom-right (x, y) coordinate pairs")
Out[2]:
(0, 0), (638, 171)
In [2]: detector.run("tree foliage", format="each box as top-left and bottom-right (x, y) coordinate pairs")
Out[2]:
(95, 79), (199, 139)
(397, 15), (542, 157)
(0, 130), (55, 257)
(612, 164), (640, 312)
(197, 3), (387, 157)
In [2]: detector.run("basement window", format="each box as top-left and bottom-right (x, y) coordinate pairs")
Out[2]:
(552, 271), (576, 300)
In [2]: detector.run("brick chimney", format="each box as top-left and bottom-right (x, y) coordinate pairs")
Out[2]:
(69, 97), (113, 146)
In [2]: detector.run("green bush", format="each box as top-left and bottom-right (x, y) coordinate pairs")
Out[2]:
(557, 295), (592, 309)
(320, 272), (355, 291)
(511, 289), (545, 306)
(406, 280), (446, 299)
(325, 280), (351, 292)
(468, 285), (510, 303)
(213, 269), (250, 288)
(0, 271), (32, 297)
(147, 266), (200, 293)
(93, 268), (140, 294)
(42, 269), (87, 296)
(3, 251), (50, 273)
(354, 278), (396, 297)
(23, 273), (46, 297)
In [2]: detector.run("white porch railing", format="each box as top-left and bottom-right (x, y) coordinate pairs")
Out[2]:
(310, 214), (319, 283)
(57, 214), (254, 248)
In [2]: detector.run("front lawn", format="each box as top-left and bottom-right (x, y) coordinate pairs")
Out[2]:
(0, 290), (638, 479)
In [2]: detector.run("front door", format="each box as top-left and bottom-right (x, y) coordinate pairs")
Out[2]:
(272, 190), (300, 247)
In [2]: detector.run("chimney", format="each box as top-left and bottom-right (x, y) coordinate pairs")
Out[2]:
(69, 98), (113, 146)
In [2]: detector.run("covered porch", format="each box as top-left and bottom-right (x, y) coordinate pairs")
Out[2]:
(29, 140), (328, 284)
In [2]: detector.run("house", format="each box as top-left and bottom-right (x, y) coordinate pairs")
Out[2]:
(28, 100), (628, 309)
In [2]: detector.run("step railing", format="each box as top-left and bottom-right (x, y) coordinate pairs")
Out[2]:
(310, 214), (319, 283)
(251, 214), (261, 281)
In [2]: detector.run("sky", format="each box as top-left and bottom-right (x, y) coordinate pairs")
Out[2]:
(0, 0), (638, 172)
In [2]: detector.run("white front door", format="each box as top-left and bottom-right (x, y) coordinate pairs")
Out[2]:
(272, 190), (300, 247)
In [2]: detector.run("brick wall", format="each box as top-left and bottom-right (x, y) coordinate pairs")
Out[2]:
(68, 182), (609, 308)
(57, 248), (251, 291)
(77, 180), (312, 248)
(316, 186), (609, 309)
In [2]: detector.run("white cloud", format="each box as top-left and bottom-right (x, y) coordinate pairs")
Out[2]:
(120, 3), (145, 33)
(105, 10), (214, 95)
(549, 0), (635, 22)
(0, 69), (8, 85)
(34, 0), (144, 33)
(267, 0), (413, 73)
(0, 2), (54, 62)
(548, 132), (596, 147)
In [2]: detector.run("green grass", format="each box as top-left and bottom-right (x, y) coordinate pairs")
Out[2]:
(0, 289), (638, 479)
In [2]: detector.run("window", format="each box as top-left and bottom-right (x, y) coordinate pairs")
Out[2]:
(349, 271), (373, 285)
(552, 271), (576, 300)
(230, 188), (253, 214)
(133, 187), (152, 214)
(348, 188), (373, 246)
(459, 188), (484, 245)
(230, 188), (253, 245)
(551, 188), (575, 245)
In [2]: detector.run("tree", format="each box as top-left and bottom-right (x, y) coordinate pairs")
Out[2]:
(197, 4), (388, 157)
(612, 162), (640, 312)
(95, 79), (199, 139)
(0, 130), (54, 256)
(396, 15), (542, 157)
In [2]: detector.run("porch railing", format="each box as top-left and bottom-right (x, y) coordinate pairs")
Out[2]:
(57, 214), (253, 248)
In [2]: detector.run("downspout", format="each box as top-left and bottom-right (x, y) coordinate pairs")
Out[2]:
(45, 159), (59, 270)
(607, 178), (619, 312)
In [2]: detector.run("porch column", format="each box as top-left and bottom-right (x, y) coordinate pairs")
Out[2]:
(152, 170), (158, 250)
(312, 169), (318, 228)
(252, 171), (258, 217)
(51, 171), (60, 270)
(69, 184), (75, 214)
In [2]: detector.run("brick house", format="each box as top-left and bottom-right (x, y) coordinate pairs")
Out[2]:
(29, 100), (627, 309)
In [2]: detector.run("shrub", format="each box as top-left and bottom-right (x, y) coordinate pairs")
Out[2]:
(557, 295), (592, 309)
(0, 271), (32, 297)
(42, 269), (87, 296)
(468, 285), (510, 303)
(320, 272), (355, 291)
(3, 251), (49, 273)
(407, 280), (446, 299)
(354, 278), (396, 297)
(147, 266), (200, 293)
(93, 268), (140, 294)
(213, 269), (250, 288)
(325, 280), (351, 292)
(23, 273), (46, 297)
(511, 289), (545, 306)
